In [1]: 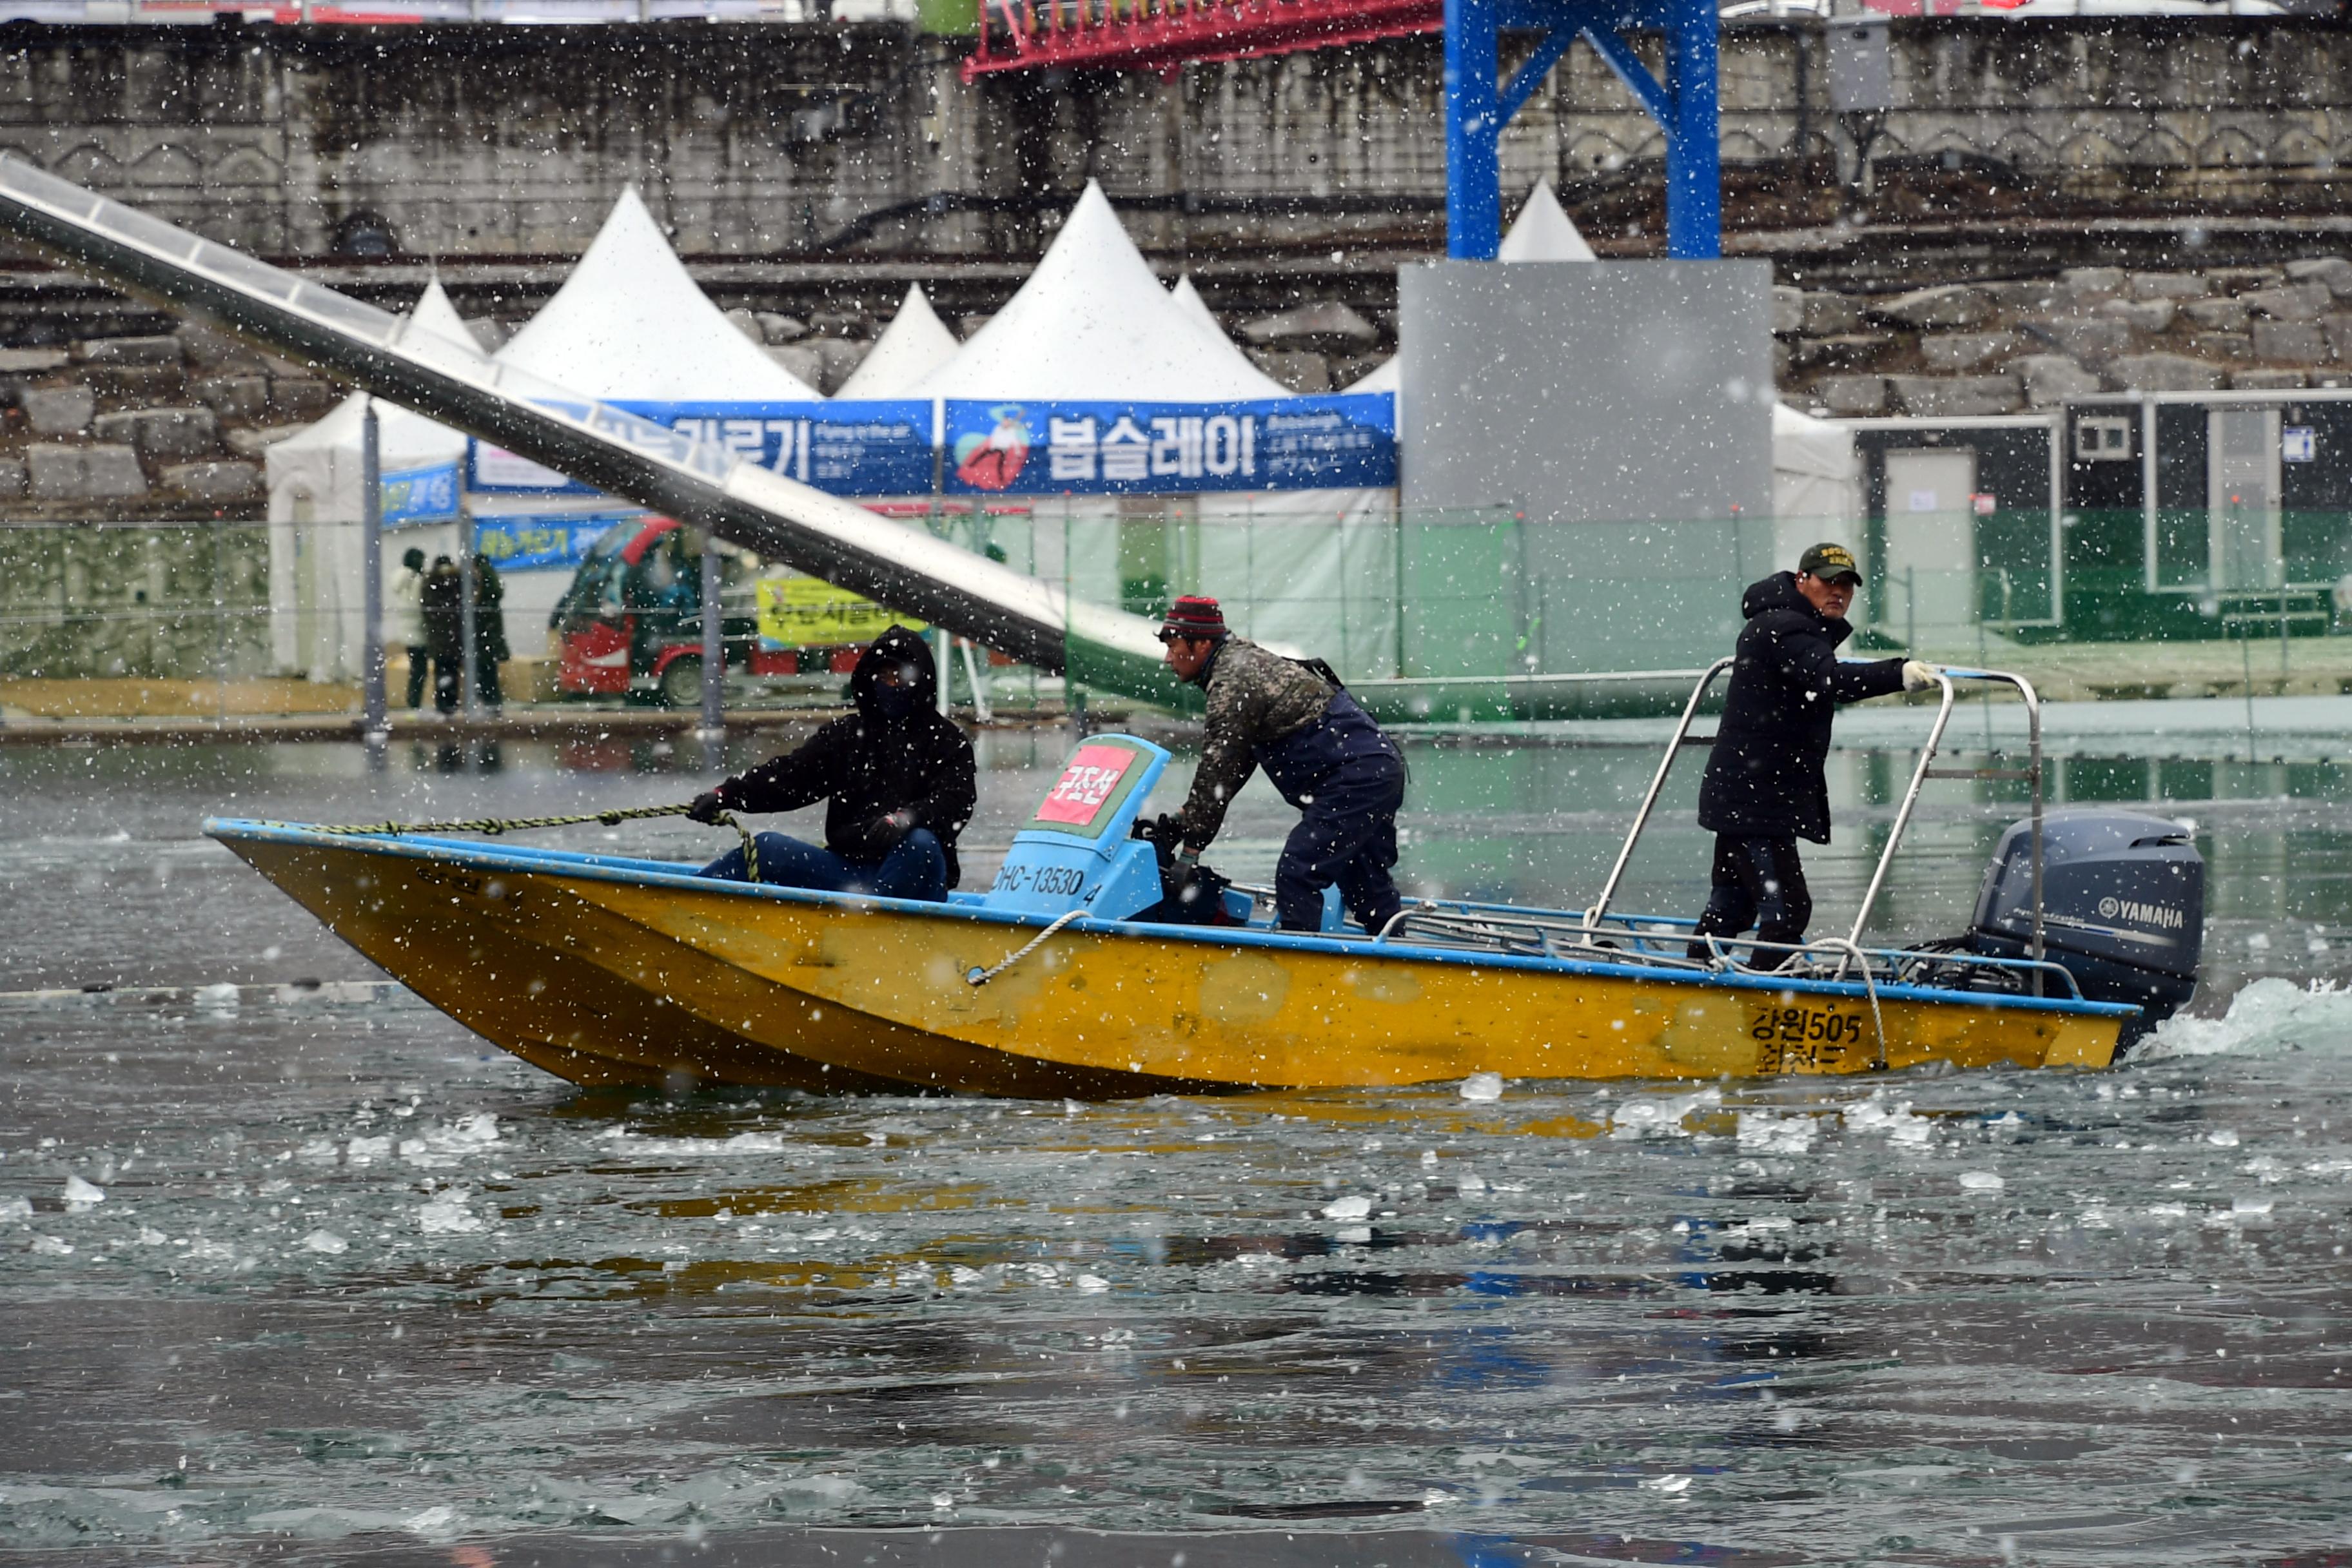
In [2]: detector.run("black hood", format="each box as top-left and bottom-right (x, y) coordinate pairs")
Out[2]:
(850, 624), (937, 721)
(1741, 571), (1810, 621)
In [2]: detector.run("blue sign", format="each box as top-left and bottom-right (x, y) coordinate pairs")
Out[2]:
(473, 512), (640, 573)
(941, 395), (1395, 496)
(380, 462), (460, 525)
(467, 400), (934, 497)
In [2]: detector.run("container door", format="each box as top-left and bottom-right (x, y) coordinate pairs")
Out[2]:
(2208, 407), (2282, 591)
(1880, 447), (1978, 646)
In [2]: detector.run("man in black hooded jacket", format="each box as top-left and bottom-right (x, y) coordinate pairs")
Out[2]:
(1688, 544), (1934, 967)
(687, 625), (975, 902)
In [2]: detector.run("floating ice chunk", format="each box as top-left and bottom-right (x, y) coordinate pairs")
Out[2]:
(1459, 1072), (1505, 1102)
(301, 1230), (349, 1254)
(589, 1496), (689, 1526)
(1421, 1150), (1440, 1168)
(2231, 1196), (2274, 1216)
(1958, 1170), (2005, 1191)
(1845, 1097), (1934, 1147)
(1738, 1112), (1817, 1155)
(0, 1196), (30, 1222)
(604, 1130), (786, 1157)
(2139, 976), (2352, 1061)
(1611, 1087), (1722, 1139)
(194, 982), (240, 1010)
(63, 1175), (104, 1208)
(1639, 1474), (1692, 1494)
(417, 1190), (484, 1235)
(295, 1139), (340, 1164)
(30, 1235), (71, 1255)
(346, 1136), (392, 1165)
(1337, 1226), (1373, 1244)
(444, 1113), (500, 1147)
(1322, 1194), (1373, 1221)
(948, 1265), (984, 1286)
(402, 1505), (459, 1540)
(1074, 1273), (1110, 1293)
(2206, 1129), (2240, 1147)
(136, 1227), (168, 1246)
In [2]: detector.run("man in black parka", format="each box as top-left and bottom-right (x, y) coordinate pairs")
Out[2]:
(687, 625), (975, 902)
(1689, 544), (1933, 968)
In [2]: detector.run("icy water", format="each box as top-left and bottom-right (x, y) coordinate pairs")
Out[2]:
(4, 702), (2351, 1565)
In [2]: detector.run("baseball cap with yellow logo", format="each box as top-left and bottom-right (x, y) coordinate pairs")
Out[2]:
(1798, 542), (1863, 586)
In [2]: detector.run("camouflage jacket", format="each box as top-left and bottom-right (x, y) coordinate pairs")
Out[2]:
(1177, 637), (1335, 849)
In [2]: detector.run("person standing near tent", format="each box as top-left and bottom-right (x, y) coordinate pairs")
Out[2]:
(418, 554), (466, 715)
(1148, 596), (1406, 936)
(686, 625), (975, 903)
(471, 551), (510, 711)
(1687, 543), (1936, 969)
(389, 546), (429, 709)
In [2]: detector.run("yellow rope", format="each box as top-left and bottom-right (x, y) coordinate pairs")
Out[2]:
(282, 802), (763, 885)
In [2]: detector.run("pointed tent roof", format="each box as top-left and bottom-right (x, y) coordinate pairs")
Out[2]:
(273, 280), (475, 462)
(1347, 181), (1596, 395)
(1170, 274), (1227, 344)
(1498, 179), (1599, 262)
(495, 187), (821, 402)
(908, 182), (1288, 402)
(834, 284), (960, 400)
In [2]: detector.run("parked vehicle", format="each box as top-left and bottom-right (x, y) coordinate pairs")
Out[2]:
(548, 517), (792, 706)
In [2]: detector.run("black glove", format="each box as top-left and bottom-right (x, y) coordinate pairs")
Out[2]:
(685, 790), (727, 826)
(861, 809), (914, 855)
(1133, 812), (1184, 850)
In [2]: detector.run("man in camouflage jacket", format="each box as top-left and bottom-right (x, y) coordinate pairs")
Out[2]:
(1153, 595), (1407, 934)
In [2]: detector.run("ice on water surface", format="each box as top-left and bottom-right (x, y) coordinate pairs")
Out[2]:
(2, 739), (2351, 1560)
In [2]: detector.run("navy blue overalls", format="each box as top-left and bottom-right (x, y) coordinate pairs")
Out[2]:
(1255, 690), (1407, 934)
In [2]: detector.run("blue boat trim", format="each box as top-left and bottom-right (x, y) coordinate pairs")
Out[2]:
(201, 818), (2139, 1021)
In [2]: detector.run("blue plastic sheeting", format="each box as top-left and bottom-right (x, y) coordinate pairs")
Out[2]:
(942, 395), (1396, 496)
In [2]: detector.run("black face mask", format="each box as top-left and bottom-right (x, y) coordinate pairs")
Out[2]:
(872, 683), (917, 721)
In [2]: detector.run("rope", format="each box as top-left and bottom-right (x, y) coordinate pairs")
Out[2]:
(966, 908), (1088, 987)
(280, 802), (763, 885)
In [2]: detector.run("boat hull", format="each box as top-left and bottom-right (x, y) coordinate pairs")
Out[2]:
(211, 823), (2127, 1096)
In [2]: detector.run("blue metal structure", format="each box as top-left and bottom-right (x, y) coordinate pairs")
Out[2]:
(1444, 0), (1720, 259)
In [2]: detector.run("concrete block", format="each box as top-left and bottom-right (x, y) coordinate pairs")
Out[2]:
(27, 443), (147, 499)
(1772, 340), (1792, 383)
(2015, 353), (2101, 407)
(1246, 349), (1333, 394)
(1770, 285), (1805, 336)
(2251, 319), (2327, 362)
(0, 458), (24, 498)
(1983, 280), (2064, 313)
(2211, 268), (2286, 294)
(2286, 257), (2352, 295)
(2099, 297), (2176, 333)
(808, 338), (870, 395)
(1801, 292), (1867, 336)
(1872, 285), (1994, 329)
(2182, 297), (2251, 331)
(807, 309), (870, 338)
(1818, 375), (1888, 415)
(0, 348), (69, 373)
(21, 385), (94, 436)
(2021, 315), (2133, 359)
(86, 366), (185, 402)
(2059, 266), (2128, 299)
(1920, 330), (2021, 371)
(162, 459), (261, 501)
(766, 344), (824, 387)
(2186, 332), (2253, 362)
(723, 306), (763, 343)
(267, 377), (337, 420)
(193, 375), (270, 419)
(74, 334), (182, 366)
(2108, 353), (2224, 392)
(756, 311), (808, 344)
(93, 405), (218, 458)
(226, 423), (309, 458)
(2230, 368), (2307, 389)
(2130, 271), (2209, 300)
(2242, 286), (2321, 322)
(176, 324), (268, 372)
(1239, 302), (1380, 353)
(1887, 374), (2023, 416)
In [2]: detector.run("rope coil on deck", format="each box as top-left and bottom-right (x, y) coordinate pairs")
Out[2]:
(273, 803), (764, 885)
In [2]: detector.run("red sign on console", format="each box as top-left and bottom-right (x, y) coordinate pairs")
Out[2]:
(1034, 744), (1138, 827)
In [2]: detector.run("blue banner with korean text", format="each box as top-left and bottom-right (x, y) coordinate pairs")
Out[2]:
(473, 512), (642, 573)
(380, 462), (460, 525)
(941, 395), (1395, 496)
(467, 401), (934, 497)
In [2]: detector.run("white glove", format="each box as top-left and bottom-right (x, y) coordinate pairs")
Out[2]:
(1901, 660), (1939, 692)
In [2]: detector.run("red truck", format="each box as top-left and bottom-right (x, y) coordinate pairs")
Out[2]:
(549, 516), (801, 705)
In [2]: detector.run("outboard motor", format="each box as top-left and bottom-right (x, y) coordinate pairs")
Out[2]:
(1967, 808), (2203, 1046)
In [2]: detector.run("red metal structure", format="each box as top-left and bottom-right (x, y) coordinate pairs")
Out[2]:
(963, 0), (1440, 79)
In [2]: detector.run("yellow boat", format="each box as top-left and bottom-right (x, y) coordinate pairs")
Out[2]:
(206, 670), (2204, 1096)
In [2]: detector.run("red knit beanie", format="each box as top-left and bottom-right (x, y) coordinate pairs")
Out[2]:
(1159, 594), (1228, 641)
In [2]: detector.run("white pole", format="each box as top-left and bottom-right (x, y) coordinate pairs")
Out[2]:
(360, 402), (386, 740)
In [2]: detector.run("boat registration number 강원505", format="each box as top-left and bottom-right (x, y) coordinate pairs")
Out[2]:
(1750, 1001), (1868, 1072)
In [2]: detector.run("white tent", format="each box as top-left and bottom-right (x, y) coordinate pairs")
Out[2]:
(1345, 179), (1597, 395)
(1771, 402), (1863, 566)
(495, 186), (821, 402)
(1169, 274), (1228, 346)
(265, 281), (476, 681)
(908, 181), (1288, 402)
(834, 284), (959, 400)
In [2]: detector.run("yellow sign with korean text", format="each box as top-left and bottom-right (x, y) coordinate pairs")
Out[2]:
(754, 573), (925, 649)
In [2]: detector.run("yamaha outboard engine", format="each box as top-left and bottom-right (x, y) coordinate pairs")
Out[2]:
(1968, 808), (2203, 1047)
